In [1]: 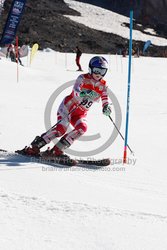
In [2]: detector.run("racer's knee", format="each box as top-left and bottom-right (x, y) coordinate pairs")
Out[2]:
(75, 122), (87, 134)
(54, 124), (67, 136)
(42, 124), (67, 143)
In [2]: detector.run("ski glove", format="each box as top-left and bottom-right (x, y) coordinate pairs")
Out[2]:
(80, 90), (96, 98)
(103, 104), (111, 116)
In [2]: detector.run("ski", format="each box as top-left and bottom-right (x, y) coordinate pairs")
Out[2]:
(0, 149), (111, 167)
(38, 154), (78, 167)
(0, 149), (7, 152)
(76, 158), (111, 166)
(37, 156), (111, 167)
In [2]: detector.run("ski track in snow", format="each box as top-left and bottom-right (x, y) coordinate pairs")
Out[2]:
(1, 189), (167, 250)
(1, 190), (167, 223)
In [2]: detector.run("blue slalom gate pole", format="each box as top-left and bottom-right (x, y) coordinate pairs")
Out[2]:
(123, 10), (133, 163)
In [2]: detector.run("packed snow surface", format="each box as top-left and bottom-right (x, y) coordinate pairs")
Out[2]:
(0, 48), (167, 250)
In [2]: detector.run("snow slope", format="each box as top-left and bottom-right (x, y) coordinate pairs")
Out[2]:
(64, 0), (167, 46)
(0, 50), (167, 250)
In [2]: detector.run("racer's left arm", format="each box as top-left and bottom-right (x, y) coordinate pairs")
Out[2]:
(101, 86), (112, 116)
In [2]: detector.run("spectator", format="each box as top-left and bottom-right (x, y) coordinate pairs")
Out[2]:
(122, 47), (127, 57)
(15, 45), (24, 66)
(6, 43), (23, 66)
(75, 46), (83, 71)
(6, 44), (16, 62)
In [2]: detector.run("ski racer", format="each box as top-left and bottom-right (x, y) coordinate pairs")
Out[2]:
(17, 56), (111, 157)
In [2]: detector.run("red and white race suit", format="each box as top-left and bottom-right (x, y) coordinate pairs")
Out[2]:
(43, 73), (110, 145)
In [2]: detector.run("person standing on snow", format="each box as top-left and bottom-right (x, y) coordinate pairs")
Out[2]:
(6, 44), (16, 62)
(17, 56), (111, 157)
(6, 43), (24, 66)
(14, 45), (24, 66)
(75, 46), (83, 71)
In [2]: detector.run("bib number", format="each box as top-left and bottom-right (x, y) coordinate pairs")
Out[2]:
(81, 99), (93, 109)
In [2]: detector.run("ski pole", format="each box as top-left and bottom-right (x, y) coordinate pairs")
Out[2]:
(109, 115), (134, 154)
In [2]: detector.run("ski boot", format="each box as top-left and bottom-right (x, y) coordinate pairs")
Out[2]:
(41, 137), (70, 158)
(16, 136), (47, 157)
(41, 137), (77, 166)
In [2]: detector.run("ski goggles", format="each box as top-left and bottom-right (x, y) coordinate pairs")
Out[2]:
(92, 67), (107, 76)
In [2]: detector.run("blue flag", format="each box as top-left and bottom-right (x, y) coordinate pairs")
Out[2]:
(143, 40), (151, 54)
(0, 0), (27, 45)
